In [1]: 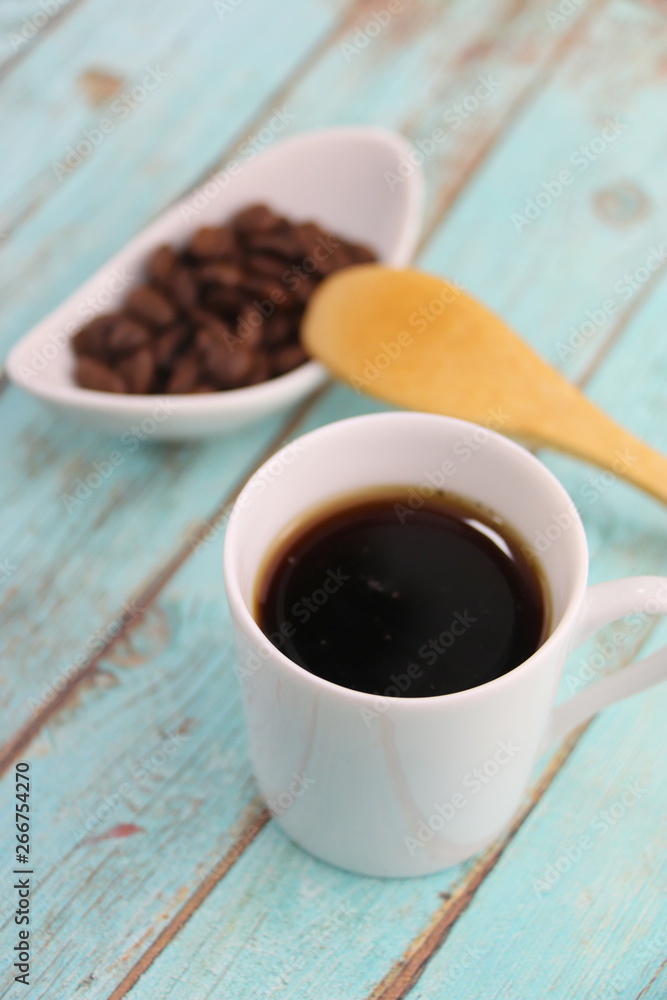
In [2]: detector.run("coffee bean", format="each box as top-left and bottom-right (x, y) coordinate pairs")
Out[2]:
(200, 340), (233, 385)
(232, 203), (282, 236)
(117, 348), (156, 393)
(202, 285), (244, 315)
(219, 348), (258, 388)
(154, 324), (188, 367)
(166, 352), (200, 393)
(245, 252), (290, 279)
(293, 222), (327, 259)
(107, 318), (151, 354)
(204, 341), (256, 389)
(345, 241), (377, 264)
(290, 274), (320, 304)
(316, 242), (352, 277)
(199, 262), (245, 287)
(242, 274), (295, 308)
(76, 356), (126, 392)
(236, 320), (263, 351)
(246, 352), (272, 385)
(147, 244), (177, 284)
(191, 310), (235, 344)
(72, 314), (118, 360)
(244, 230), (303, 258)
(196, 326), (236, 362)
(271, 343), (308, 376)
(188, 226), (235, 259)
(127, 286), (176, 326)
(172, 267), (198, 310)
(263, 313), (293, 346)
(237, 304), (265, 343)
(71, 202), (376, 396)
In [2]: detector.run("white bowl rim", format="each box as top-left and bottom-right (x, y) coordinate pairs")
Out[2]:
(6, 125), (424, 418)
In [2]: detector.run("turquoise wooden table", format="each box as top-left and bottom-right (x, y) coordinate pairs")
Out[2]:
(2, 0), (667, 996)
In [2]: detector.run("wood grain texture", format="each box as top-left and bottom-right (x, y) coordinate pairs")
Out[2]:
(115, 295), (667, 998)
(2, 0), (662, 755)
(0, 534), (270, 998)
(120, 2), (667, 994)
(0, 0), (83, 75)
(0, 0), (666, 996)
(0, 0), (598, 358)
(0, 389), (289, 748)
(420, 0), (667, 384)
(0, 399), (391, 998)
(0, 0), (348, 340)
(0, 0), (616, 755)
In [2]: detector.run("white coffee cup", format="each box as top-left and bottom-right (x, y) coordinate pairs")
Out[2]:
(223, 412), (667, 877)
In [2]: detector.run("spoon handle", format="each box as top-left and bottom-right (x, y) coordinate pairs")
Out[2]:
(535, 393), (667, 506)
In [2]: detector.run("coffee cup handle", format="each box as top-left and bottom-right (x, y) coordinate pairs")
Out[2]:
(541, 576), (667, 751)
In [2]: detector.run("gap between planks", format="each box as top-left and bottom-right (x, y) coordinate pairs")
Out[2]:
(0, 0), (628, 777)
(633, 954), (667, 1000)
(0, 0), (90, 84)
(105, 803), (271, 1000)
(102, 618), (660, 1000)
(366, 725), (589, 1000)
(0, 0), (611, 378)
(365, 616), (663, 999)
(0, 0), (624, 763)
(418, 0), (612, 247)
(2, 0), (663, 993)
(0, 383), (330, 775)
(0, 0), (361, 248)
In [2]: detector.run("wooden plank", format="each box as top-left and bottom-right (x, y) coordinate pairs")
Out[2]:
(106, 739), (586, 1000)
(0, 0), (83, 74)
(392, 272), (667, 999)
(0, 534), (269, 996)
(111, 347), (667, 1000)
(0, 0), (601, 358)
(1, 0), (666, 994)
(0, 0), (604, 751)
(0, 0), (347, 340)
(0, 388), (294, 755)
(0, 0), (351, 746)
(114, 252), (667, 1000)
(1, 0), (657, 759)
(420, 0), (667, 384)
(388, 688), (667, 1000)
(0, 387), (388, 1000)
(101, 2), (667, 995)
(1, 200), (662, 1000)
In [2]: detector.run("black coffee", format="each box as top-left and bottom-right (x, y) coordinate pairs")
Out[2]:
(256, 488), (548, 697)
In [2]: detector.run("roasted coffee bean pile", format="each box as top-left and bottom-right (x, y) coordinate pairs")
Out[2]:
(71, 204), (376, 394)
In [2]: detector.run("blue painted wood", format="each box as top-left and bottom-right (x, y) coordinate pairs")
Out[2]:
(0, 0), (658, 752)
(0, 0), (79, 69)
(0, 0), (666, 997)
(420, 0), (667, 384)
(0, 0), (352, 741)
(0, 390), (395, 1000)
(0, 0), (603, 746)
(117, 311), (667, 1000)
(401, 282), (667, 997)
(0, 388), (291, 737)
(0, 0), (346, 349)
(0, 0), (594, 358)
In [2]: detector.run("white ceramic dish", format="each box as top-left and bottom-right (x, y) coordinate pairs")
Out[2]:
(7, 126), (423, 439)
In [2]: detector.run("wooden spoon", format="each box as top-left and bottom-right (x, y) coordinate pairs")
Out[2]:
(302, 265), (667, 504)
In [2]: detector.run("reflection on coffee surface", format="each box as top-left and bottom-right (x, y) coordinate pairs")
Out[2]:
(256, 487), (549, 697)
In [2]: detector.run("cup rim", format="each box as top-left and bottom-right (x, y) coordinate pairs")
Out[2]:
(223, 411), (589, 706)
